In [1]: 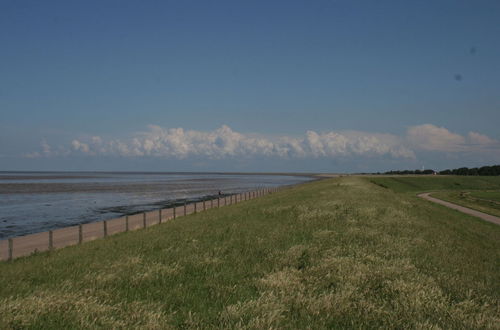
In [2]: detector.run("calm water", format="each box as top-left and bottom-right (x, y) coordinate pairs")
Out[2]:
(0, 172), (313, 239)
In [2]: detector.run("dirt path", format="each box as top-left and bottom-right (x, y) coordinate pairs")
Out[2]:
(418, 193), (500, 226)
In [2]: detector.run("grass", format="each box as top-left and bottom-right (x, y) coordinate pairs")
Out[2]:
(469, 190), (500, 202)
(369, 175), (500, 193)
(1, 176), (499, 328)
(371, 175), (500, 217)
(432, 190), (500, 217)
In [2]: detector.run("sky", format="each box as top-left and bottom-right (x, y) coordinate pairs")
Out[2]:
(1, 0), (499, 173)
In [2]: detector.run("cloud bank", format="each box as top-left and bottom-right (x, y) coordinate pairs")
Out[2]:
(26, 124), (499, 162)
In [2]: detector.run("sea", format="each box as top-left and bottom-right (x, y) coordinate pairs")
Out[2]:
(0, 172), (313, 240)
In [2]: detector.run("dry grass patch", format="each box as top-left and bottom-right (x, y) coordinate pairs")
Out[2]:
(0, 289), (170, 329)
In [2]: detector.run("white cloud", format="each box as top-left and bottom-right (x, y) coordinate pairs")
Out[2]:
(407, 124), (500, 154)
(41, 124), (414, 160)
(26, 123), (498, 161)
(23, 140), (55, 158)
(467, 132), (498, 146)
(71, 140), (90, 154)
(407, 124), (465, 152)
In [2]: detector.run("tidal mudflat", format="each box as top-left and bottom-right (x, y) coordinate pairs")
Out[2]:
(0, 172), (312, 239)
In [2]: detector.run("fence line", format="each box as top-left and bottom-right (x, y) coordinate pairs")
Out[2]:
(1, 186), (283, 261)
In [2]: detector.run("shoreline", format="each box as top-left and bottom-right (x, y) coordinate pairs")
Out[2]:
(0, 173), (315, 240)
(1, 185), (288, 261)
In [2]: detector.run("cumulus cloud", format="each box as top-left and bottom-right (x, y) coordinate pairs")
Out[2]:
(407, 124), (466, 152)
(24, 140), (54, 158)
(407, 124), (500, 153)
(33, 125), (414, 160)
(26, 124), (499, 161)
(71, 140), (90, 153)
(467, 132), (498, 147)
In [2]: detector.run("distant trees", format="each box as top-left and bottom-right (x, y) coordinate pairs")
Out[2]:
(383, 165), (500, 176)
(384, 169), (436, 175)
(439, 165), (500, 176)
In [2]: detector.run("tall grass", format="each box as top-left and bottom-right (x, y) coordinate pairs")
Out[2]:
(1, 177), (499, 328)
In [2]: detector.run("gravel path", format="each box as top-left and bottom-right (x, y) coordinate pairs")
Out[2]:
(418, 193), (500, 226)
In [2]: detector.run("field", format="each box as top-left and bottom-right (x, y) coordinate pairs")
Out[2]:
(431, 191), (500, 217)
(371, 175), (500, 217)
(369, 175), (500, 193)
(1, 176), (499, 328)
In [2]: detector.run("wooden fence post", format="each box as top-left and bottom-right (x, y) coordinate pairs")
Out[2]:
(159, 209), (162, 224)
(143, 213), (146, 228)
(103, 221), (108, 237)
(194, 202), (197, 214)
(78, 224), (83, 244)
(125, 215), (129, 232)
(49, 230), (53, 250)
(173, 206), (176, 219)
(8, 238), (13, 261)
(217, 197), (220, 208)
(203, 200), (206, 211)
(184, 202), (187, 216)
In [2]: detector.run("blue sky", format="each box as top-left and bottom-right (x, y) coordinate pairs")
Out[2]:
(1, 0), (499, 172)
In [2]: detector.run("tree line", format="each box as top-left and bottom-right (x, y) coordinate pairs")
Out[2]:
(383, 165), (500, 176)
(438, 165), (500, 176)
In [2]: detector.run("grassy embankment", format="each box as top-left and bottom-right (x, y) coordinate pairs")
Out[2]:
(371, 175), (500, 217)
(1, 176), (499, 328)
(432, 191), (500, 217)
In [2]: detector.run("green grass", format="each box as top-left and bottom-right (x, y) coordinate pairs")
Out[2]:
(1, 177), (499, 328)
(470, 190), (500, 202)
(369, 175), (500, 193)
(370, 175), (500, 217)
(432, 190), (500, 217)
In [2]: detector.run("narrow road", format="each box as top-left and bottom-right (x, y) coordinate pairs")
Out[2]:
(418, 193), (500, 226)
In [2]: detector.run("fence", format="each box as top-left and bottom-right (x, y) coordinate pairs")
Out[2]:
(0, 187), (281, 261)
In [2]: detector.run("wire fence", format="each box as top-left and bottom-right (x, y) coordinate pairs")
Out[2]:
(1, 187), (281, 261)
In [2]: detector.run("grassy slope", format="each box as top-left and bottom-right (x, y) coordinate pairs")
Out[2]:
(369, 175), (500, 193)
(432, 191), (500, 217)
(470, 191), (500, 202)
(370, 175), (500, 217)
(1, 177), (499, 329)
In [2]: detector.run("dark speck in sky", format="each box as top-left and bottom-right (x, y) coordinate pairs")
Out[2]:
(454, 74), (463, 81)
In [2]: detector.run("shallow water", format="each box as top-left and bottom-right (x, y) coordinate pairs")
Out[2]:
(0, 172), (313, 239)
